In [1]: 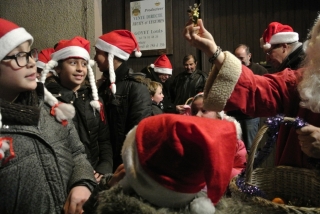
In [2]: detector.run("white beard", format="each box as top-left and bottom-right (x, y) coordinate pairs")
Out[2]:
(298, 70), (320, 113)
(297, 14), (320, 113)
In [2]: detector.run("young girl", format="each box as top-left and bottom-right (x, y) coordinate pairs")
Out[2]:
(41, 36), (113, 182)
(191, 92), (247, 178)
(0, 18), (96, 213)
(148, 81), (164, 115)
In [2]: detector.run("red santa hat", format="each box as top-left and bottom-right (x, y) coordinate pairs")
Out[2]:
(260, 22), (299, 50)
(0, 18), (33, 61)
(150, 54), (172, 75)
(95, 30), (142, 94)
(121, 114), (237, 213)
(36, 48), (56, 75)
(40, 36), (102, 120)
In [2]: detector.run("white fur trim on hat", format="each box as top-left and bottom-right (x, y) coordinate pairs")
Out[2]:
(203, 51), (242, 111)
(95, 38), (130, 61)
(121, 126), (197, 208)
(154, 67), (172, 75)
(0, 27), (33, 61)
(260, 32), (299, 50)
(51, 46), (90, 62)
(269, 32), (299, 45)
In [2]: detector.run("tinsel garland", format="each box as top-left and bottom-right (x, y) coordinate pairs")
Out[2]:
(253, 115), (307, 168)
(236, 114), (308, 197)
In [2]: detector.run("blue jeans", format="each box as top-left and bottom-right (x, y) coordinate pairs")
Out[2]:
(238, 117), (260, 151)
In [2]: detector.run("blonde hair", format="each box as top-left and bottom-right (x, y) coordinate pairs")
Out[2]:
(148, 81), (162, 96)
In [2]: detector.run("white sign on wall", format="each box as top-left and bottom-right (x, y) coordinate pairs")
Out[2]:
(130, 0), (166, 51)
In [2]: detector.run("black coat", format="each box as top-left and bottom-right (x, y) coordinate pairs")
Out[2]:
(98, 62), (152, 171)
(140, 66), (175, 113)
(151, 101), (163, 115)
(45, 77), (113, 174)
(170, 69), (208, 106)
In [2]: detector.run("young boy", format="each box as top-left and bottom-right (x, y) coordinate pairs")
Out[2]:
(0, 18), (96, 213)
(42, 36), (113, 182)
(148, 81), (164, 115)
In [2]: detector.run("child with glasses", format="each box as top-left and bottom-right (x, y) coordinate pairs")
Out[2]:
(0, 18), (96, 213)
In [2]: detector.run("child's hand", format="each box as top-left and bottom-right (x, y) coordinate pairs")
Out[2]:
(63, 186), (91, 214)
(94, 171), (104, 183)
(176, 105), (185, 114)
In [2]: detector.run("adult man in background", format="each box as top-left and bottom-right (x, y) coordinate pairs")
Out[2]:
(260, 22), (304, 73)
(228, 44), (268, 152)
(171, 54), (207, 114)
(234, 44), (268, 75)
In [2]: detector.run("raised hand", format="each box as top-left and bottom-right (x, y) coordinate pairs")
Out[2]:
(183, 19), (225, 69)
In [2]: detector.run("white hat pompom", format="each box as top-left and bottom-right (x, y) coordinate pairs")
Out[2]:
(150, 63), (155, 68)
(44, 87), (75, 122)
(263, 43), (271, 50)
(0, 140), (10, 159)
(52, 103), (75, 122)
(135, 51), (142, 57)
(190, 197), (215, 214)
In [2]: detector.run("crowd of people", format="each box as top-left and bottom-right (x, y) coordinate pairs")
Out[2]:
(1, 11), (320, 214)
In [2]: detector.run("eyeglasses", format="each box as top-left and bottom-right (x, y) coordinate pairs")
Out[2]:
(266, 45), (281, 56)
(2, 48), (38, 67)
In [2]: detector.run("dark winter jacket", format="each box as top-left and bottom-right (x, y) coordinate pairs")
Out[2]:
(45, 76), (113, 174)
(98, 62), (152, 171)
(170, 69), (207, 107)
(140, 66), (175, 113)
(151, 101), (163, 115)
(0, 83), (96, 214)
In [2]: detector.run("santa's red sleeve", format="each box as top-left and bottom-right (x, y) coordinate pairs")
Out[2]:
(203, 51), (302, 118)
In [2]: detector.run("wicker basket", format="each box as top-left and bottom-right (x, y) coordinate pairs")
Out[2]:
(229, 117), (320, 214)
